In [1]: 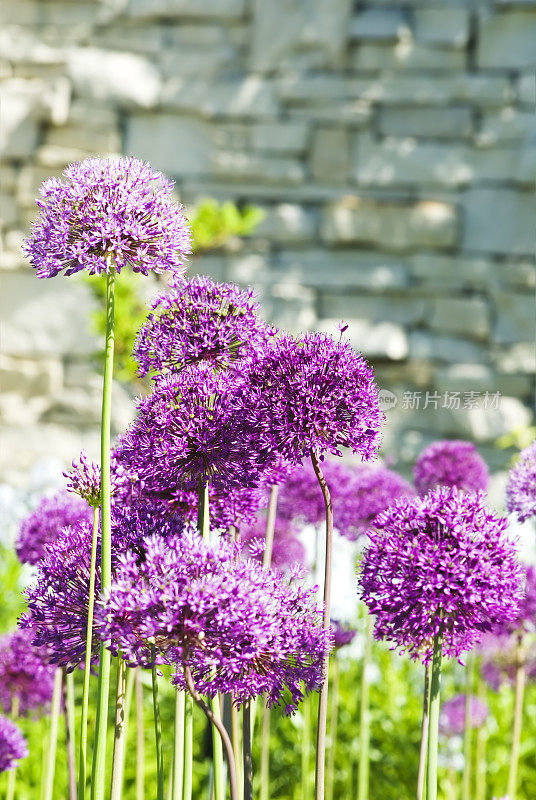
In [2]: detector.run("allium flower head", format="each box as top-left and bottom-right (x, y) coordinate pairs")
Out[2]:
(359, 487), (522, 663)
(24, 157), (191, 278)
(439, 694), (488, 737)
(241, 517), (306, 571)
(331, 620), (357, 650)
(100, 531), (330, 711)
(237, 332), (382, 465)
(135, 276), (274, 377)
(414, 440), (489, 495)
(115, 365), (265, 493)
(16, 491), (92, 565)
(478, 631), (536, 691)
(64, 450), (130, 508)
(506, 441), (536, 523)
(0, 716), (28, 773)
(0, 629), (56, 716)
(344, 464), (415, 538)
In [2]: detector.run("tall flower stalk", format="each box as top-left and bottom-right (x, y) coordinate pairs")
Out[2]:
(426, 634), (443, 800)
(507, 634), (526, 800)
(172, 691), (185, 800)
(110, 657), (127, 800)
(43, 668), (63, 800)
(357, 612), (373, 800)
(63, 670), (77, 800)
(135, 669), (145, 800)
(416, 664), (431, 800)
(462, 652), (475, 800)
(79, 506), (99, 800)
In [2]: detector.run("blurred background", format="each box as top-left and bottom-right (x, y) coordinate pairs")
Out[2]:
(1, 0), (535, 489)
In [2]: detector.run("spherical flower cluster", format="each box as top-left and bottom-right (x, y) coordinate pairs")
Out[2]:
(115, 366), (266, 494)
(0, 716), (28, 773)
(0, 629), (56, 716)
(16, 491), (92, 565)
(439, 694), (488, 737)
(413, 440), (489, 495)
(100, 531), (331, 711)
(344, 464), (415, 538)
(236, 333), (382, 465)
(23, 157), (191, 279)
(134, 276), (274, 377)
(478, 632), (536, 691)
(506, 441), (536, 523)
(240, 517), (306, 571)
(331, 620), (357, 651)
(359, 487), (522, 663)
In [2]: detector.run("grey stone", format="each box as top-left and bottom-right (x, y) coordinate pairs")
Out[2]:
(310, 127), (350, 183)
(410, 255), (493, 290)
(478, 10), (536, 68)
(276, 250), (409, 290)
(493, 292), (535, 344)
(354, 134), (523, 187)
(350, 9), (408, 40)
(429, 297), (491, 341)
(434, 363), (495, 394)
(259, 282), (317, 332)
(212, 152), (305, 186)
(414, 8), (470, 47)
(253, 204), (317, 243)
(189, 254), (226, 282)
(126, 115), (212, 178)
(322, 197), (459, 252)
(253, 122), (309, 155)
(127, 0), (246, 18)
(317, 318), (409, 360)
(462, 189), (536, 255)
(493, 260), (536, 290)
(44, 122), (121, 154)
(0, 81), (41, 159)
(351, 42), (465, 72)
(320, 293), (428, 326)
(478, 108), (534, 145)
(518, 72), (535, 106)
(66, 49), (161, 108)
(250, 0), (351, 71)
(0, 194), (17, 228)
(493, 343), (535, 374)
(289, 102), (372, 127)
(0, 356), (63, 396)
(0, 273), (98, 357)
(378, 107), (473, 139)
(410, 332), (488, 364)
(158, 36), (241, 79)
(163, 77), (277, 119)
(225, 254), (271, 286)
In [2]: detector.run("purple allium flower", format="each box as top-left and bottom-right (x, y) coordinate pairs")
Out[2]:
(64, 450), (131, 508)
(506, 441), (536, 523)
(16, 491), (92, 565)
(278, 461), (414, 541)
(439, 694), (488, 737)
(240, 517), (306, 571)
(134, 276), (274, 377)
(100, 531), (331, 712)
(0, 629), (56, 716)
(0, 716), (28, 773)
(22, 501), (182, 670)
(115, 365), (266, 494)
(359, 487), (523, 663)
(236, 333), (382, 465)
(23, 157), (191, 279)
(413, 440), (489, 496)
(331, 620), (357, 651)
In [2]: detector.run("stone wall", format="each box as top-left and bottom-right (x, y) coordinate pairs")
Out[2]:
(1, 0), (535, 484)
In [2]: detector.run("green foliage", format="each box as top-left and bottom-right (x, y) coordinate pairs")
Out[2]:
(83, 199), (264, 382)
(0, 544), (26, 634)
(497, 425), (536, 454)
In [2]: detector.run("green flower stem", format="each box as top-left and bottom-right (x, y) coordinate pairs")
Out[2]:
(197, 480), (224, 800)
(243, 701), (253, 800)
(78, 504), (99, 800)
(475, 679), (487, 800)
(172, 691), (185, 800)
(462, 651), (475, 800)
(63, 669), (77, 800)
(135, 668), (145, 800)
(311, 453), (334, 800)
(182, 694), (194, 800)
(426, 635), (443, 800)
(121, 667), (136, 798)
(259, 699), (270, 800)
(357, 611), (373, 800)
(6, 696), (19, 800)
(507, 635), (526, 800)
(302, 693), (311, 800)
(231, 702), (243, 800)
(416, 662), (431, 800)
(262, 485), (279, 569)
(326, 657), (340, 800)
(92, 264), (115, 800)
(43, 667), (63, 800)
(110, 657), (127, 800)
(151, 656), (165, 800)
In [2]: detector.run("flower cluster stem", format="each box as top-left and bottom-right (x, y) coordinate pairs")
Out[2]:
(262, 485), (279, 569)
(44, 667), (63, 800)
(63, 669), (77, 800)
(357, 612), (373, 800)
(416, 663), (431, 800)
(182, 694), (194, 800)
(110, 657), (127, 800)
(172, 691), (185, 800)
(120, 667), (136, 798)
(243, 701), (253, 800)
(6, 696), (20, 800)
(259, 699), (271, 800)
(475, 678), (487, 800)
(151, 657), (164, 800)
(92, 265), (115, 800)
(426, 635), (443, 800)
(326, 657), (340, 800)
(311, 452), (334, 800)
(507, 635), (526, 800)
(462, 651), (475, 800)
(231, 703), (243, 799)
(135, 668), (145, 800)
(302, 693), (311, 800)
